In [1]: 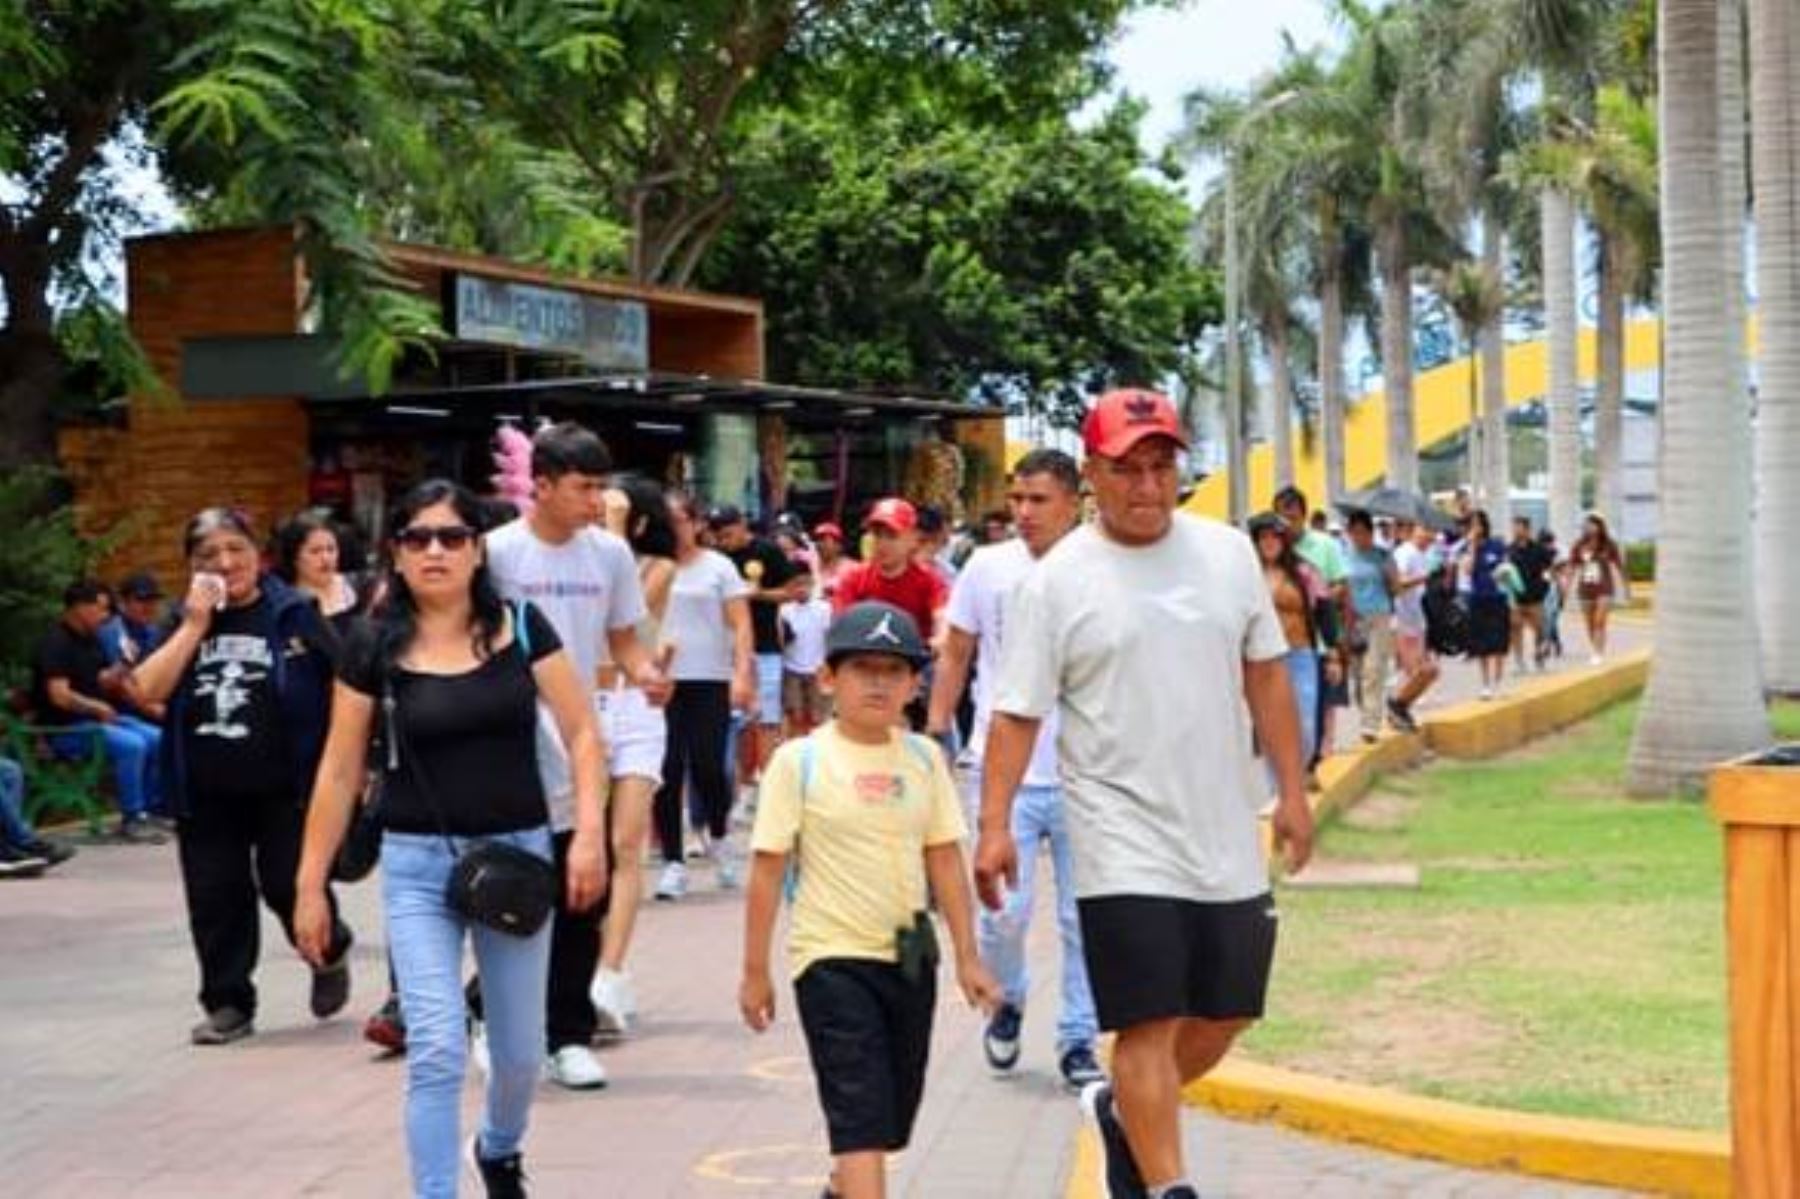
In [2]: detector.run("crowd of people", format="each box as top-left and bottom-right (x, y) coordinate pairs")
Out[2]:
(7, 395), (1637, 1199)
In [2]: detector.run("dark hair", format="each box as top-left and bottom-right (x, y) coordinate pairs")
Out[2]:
(1470, 508), (1493, 541)
(616, 476), (676, 558)
(1274, 485), (1308, 513)
(63, 579), (108, 609)
(1244, 516), (1315, 643)
(531, 421), (612, 481)
(1012, 448), (1080, 494)
(182, 506), (258, 560)
(916, 505), (947, 535)
(271, 512), (338, 584)
(376, 479), (507, 671)
(1580, 511), (1617, 554)
(1512, 514), (1532, 532)
(1346, 510), (1374, 533)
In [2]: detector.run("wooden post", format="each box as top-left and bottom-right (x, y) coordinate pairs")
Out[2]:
(1711, 750), (1800, 1197)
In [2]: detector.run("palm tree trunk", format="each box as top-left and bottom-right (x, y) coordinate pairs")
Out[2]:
(1319, 196), (1348, 502)
(1480, 215), (1512, 530)
(1263, 311), (1298, 491)
(1594, 231), (1627, 530)
(1751, 0), (1800, 691)
(1542, 184), (1582, 546)
(1627, 0), (1771, 792)
(1378, 218), (1418, 492)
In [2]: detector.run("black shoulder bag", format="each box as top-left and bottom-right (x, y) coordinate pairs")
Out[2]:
(381, 601), (557, 937)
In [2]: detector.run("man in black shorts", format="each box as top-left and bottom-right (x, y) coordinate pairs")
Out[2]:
(976, 389), (1313, 1199)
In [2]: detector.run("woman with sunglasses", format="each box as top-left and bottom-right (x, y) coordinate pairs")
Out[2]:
(132, 506), (357, 1046)
(294, 480), (606, 1199)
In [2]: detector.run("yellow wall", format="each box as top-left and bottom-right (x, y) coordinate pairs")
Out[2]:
(1185, 316), (1667, 519)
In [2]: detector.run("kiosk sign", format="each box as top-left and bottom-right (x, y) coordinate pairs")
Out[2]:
(450, 273), (649, 370)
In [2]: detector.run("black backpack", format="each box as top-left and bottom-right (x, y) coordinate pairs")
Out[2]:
(1423, 571), (1470, 656)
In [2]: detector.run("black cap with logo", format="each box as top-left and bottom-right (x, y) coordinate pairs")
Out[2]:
(825, 601), (930, 669)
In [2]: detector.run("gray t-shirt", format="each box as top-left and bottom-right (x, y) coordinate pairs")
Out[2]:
(665, 550), (749, 682)
(485, 520), (646, 829)
(992, 513), (1289, 903)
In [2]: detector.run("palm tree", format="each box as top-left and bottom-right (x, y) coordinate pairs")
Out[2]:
(1435, 259), (1507, 504)
(1750, 0), (1800, 691)
(1626, 0), (1770, 792)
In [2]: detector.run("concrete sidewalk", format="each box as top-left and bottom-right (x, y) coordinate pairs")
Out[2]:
(0, 618), (1654, 1197)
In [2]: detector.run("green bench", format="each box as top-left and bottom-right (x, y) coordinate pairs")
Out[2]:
(0, 707), (111, 837)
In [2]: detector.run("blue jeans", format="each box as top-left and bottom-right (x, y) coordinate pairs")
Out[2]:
(382, 828), (554, 1199)
(50, 716), (162, 818)
(0, 757), (34, 846)
(975, 780), (1098, 1053)
(1282, 648), (1320, 769)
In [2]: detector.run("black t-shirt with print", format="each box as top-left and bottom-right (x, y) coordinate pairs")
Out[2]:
(339, 604), (562, 836)
(181, 595), (331, 804)
(1508, 539), (1556, 605)
(31, 623), (110, 726)
(730, 538), (798, 654)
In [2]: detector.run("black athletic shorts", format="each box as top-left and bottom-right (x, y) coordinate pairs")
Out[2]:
(1078, 893), (1278, 1031)
(795, 958), (937, 1155)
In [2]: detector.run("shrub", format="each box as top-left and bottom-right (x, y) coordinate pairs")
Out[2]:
(0, 468), (116, 686)
(1624, 541), (1656, 583)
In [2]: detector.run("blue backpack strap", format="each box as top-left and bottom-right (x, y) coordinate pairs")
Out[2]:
(783, 736), (817, 904)
(512, 600), (532, 659)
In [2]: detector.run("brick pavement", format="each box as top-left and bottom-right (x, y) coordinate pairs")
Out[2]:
(0, 616), (1654, 1198)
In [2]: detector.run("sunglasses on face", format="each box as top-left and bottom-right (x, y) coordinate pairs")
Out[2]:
(394, 524), (478, 553)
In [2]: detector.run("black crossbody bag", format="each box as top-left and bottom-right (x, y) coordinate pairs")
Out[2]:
(381, 601), (557, 937)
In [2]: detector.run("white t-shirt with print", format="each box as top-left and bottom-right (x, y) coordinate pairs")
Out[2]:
(945, 538), (1061, 788)
(664, 550), (750, 682)
(779, 597), (831, 675)
(992, 513), (1289, 903)
(1392, 541), (1438, 633)
(485, 519), (646, 829)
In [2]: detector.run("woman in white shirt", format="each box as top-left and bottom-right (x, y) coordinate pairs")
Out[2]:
(650, 492), (755, 901)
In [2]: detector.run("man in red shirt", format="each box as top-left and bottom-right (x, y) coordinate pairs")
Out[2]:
(832, 498), (948, 643)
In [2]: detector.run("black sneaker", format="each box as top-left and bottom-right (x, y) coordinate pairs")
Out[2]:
(1157, 1188), (1199, 1199)
(1080, 1081), (1146, 1199)
(311, 952), (352, 1019)
(19, 837), (76, 866)
(0, 843), (48, 878)
(466, 1135), (529, 1198)
(191, 1005), (254, 1045)
(1059, 1044), (1106, 1090)
(1387, 697), (1418, 733)
(983, 1002), (1023, 1073)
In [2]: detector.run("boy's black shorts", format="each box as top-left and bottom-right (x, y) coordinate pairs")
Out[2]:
(795, 957), (937, 1155)
(1078, 893), (1278, 1031)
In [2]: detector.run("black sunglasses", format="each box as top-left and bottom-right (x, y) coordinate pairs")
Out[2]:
(393, 524), (478, 552)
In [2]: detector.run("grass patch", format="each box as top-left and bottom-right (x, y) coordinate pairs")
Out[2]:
(1246, 698), (1798, 1131)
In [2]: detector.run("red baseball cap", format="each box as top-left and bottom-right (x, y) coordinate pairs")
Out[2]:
(1081, 388), (1189, 458)
(813, 521), (844, 542)
(866, 497), (918, 533)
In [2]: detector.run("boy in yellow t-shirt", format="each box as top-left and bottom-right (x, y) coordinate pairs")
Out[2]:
(740, 601), (999, 1199)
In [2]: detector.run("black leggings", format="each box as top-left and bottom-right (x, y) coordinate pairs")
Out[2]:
(654, 680), (733, 864)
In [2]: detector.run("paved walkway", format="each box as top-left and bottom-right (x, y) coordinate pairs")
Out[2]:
(1, 618), (1654, 1197)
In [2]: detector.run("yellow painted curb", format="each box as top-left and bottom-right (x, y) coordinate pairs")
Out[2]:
(1420, 650), (1651, 760)
(1186, 1060), (1730, 1197)
(1065, 1126), (1101, 1199)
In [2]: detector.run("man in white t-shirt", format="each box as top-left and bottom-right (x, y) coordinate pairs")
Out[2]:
(977, 390), (1313, 1199)
(482, 423), (669, 1091)
(926, 448), (1101, 1092)
(1389, 520), (1442, 731)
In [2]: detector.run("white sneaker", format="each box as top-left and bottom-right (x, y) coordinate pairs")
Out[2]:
(716, 838), (743, 890)
(655, 861), (687, 901)
(590, 968), (634, 1037)
(1479, 686), (1494, 701)
(545, 1044), (608, 1090)
(1589, 653), (1604, 666)
(469, 1016), (490, 1080)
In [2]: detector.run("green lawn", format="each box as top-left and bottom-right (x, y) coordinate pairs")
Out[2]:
(1246, 699), (1799, 1131)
